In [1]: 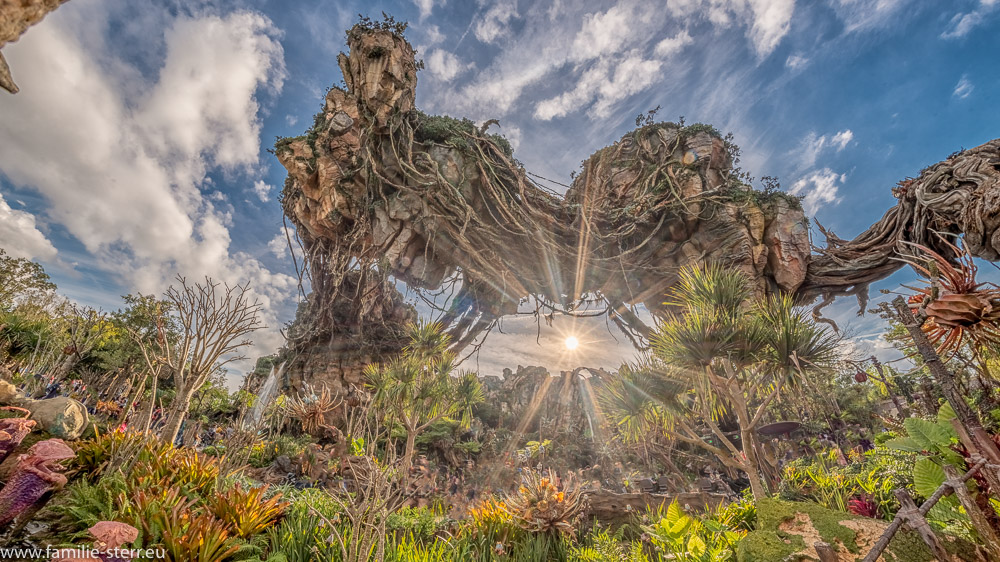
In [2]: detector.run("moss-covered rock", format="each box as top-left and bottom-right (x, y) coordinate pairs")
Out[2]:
(738, 499), (979, 561)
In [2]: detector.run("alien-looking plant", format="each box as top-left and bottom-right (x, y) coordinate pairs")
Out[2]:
(0, 406), (35, 463)
(501, 469), (587, 535)
(0, 438), (75, 526)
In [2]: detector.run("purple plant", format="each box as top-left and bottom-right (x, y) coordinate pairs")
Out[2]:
(0, 438), (75, 526)
(51, 521), (140, 562)
(0, 407), (36, 463)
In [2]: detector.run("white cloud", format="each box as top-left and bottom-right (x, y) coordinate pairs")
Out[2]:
(785, 54), (809, 69)
(789, 168), (844, 215)
(424, 24), (445, 46)
(251, 180), (272, 202)
(569, 4), (637, 63)
(267, 232), (288, 258)
(831, 129), (853, 151)
(744, 0), (796, 57)
(831, 0), (909, 33)
(953, 75), (974, 99)
(426, 49), (473, 81)
(655, 30), (694, 57)
(285, 114), (298, 126)
(412, 0), (443, 20)
(0, 7), (294, 370)
(0, 194), (58, 261)
(437, 0), (797, 123)
(794, 129), (853, 169)
(475, 1), (518, 44)
(942, 0), (999, 39)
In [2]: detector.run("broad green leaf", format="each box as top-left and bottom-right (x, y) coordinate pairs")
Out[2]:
(937, 402), (957, 424)
(666, 499), (685, 524)
(913, 457), (946, 498)
(687, 534), (706, 557)
(885, 436), (925, 453)
(904, 417), (956, 449)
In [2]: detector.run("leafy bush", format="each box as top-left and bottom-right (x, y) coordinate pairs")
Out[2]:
(643, 499), (745, 562)
(386, 506), (450, 543)
(210, 482), (289, 538)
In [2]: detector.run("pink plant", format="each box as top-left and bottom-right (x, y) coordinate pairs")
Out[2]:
(0, 438), (75, 526)
(0, 406), (36, 463)
(847, 495), (879, 518)
(51, 521), (140, 562)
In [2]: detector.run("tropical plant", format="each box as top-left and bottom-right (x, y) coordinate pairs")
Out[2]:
(210, 483), (289, 538)
(501, 469), (587, 535)
(902, 239), (1000, 356)
(284, 384), (343, 435)
(601, 264), (839, 498)
(365, 320), (484, 470)
(152, 502), (240, 562)
(570, 527), (648, 562)
(644, 499), (745, 562)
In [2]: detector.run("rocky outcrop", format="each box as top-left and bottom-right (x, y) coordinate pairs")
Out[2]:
(0, 0), (71, 93)
(275, 21), (1000, 390)
(279, 271), (415, 394)
(584, 490), (726, 526)
(0, 381), (88, 439)
(276, 23), (812, 378)
(480, 365), (609, 439)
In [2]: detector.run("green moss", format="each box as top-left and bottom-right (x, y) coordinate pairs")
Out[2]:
(412, 111), (514, 158)
(739, 499), (981, 562)
(720, 185), (803, 211)
(737, 529), (804, 562)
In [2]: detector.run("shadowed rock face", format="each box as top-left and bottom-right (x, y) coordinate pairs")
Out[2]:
(275, 24), (1000, 389)
(0, 0), (71, 93)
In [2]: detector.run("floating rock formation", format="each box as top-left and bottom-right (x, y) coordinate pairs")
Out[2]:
(0, 0), (70, 93)
(275, 22), (1000, 390)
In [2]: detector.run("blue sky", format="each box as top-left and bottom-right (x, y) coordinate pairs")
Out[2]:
(1, 0), (998, 382)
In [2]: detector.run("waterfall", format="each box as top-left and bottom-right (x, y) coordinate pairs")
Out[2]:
(247, 361), (284, 427)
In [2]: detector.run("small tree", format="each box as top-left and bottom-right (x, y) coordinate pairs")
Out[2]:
(364, 321), (484, 471)
(0, 249), (56, 311)
(601, 265), (838, 499)
(50, 305), (110, 380)
(157, 276), (262, 444)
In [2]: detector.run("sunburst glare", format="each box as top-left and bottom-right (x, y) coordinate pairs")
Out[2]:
(564, 336), (579, 350)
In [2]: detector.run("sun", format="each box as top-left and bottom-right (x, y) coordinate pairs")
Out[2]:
(564, 336), (579, 351)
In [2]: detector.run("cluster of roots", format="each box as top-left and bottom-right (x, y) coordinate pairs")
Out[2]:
(275, 21), (1000, 374)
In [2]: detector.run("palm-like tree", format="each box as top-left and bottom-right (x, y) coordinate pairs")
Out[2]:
(365, 321), (485, 471)
(601, 265), (838, 499)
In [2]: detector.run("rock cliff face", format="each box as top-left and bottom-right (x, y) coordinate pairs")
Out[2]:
(0, 0), (70, 93)
(479, 366), (609, 439)
(275, 22), (1000, 391)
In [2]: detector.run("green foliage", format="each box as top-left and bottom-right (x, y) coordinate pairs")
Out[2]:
(779, 447), (913, 519)
(386, 506), (450, 543)
(264, 490), (342, 562)
(0, 248), (56, 311)
(348, 12), (410, 41)
(56, 474), (129, 536)
(644, 499), (744, 562)
(413, 111), (514, 158)
(886, 403), (964, 466)
(570, 527), (648, 562)
(366, 321), (484, 467)
(247, 433), (313, 468)
(209, 483), (290, 538)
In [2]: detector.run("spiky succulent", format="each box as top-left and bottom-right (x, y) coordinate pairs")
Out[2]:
(501, 469), (587, 535)
(902, 239), (1000, 355)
